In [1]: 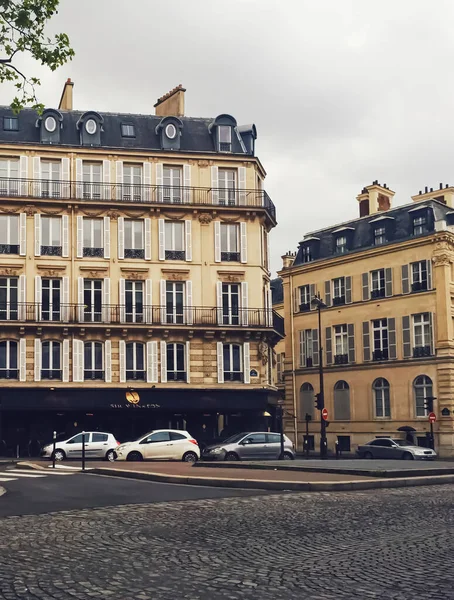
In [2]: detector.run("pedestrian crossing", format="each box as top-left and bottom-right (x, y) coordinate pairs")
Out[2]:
(0, 468), (80, 483)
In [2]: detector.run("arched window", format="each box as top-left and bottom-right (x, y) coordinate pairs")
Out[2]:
(414, 375), (433, 417)
(0, 340), (18, 379)
(167, 342), (187, 381)
(84, 341), (103, 380)
(373, 378), (390, 418)
(42, 340), (61, 379)
(125, 342), (145, 381)
(300, 382), (314, 419)
(334, 380), (350, 420)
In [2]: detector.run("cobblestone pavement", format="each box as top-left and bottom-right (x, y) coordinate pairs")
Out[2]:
(0, 484), (453, 600)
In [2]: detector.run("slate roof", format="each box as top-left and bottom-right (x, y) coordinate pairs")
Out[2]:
(271, 277), (284, 305)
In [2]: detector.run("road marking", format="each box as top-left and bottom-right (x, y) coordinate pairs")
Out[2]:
(4, 472), (46, 478)
(0, 477), (16, 482)
(12, 469), (74, 476)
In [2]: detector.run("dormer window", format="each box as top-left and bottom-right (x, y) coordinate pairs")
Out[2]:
(332, 227), (353, 255)
(209, 115), (238, 154)
(374, 226), (386, 245)
(335, 236), (347, 254)
(219, 126), (232, 152)
(85, 119), (97, 135)
(121, 123), (135, 138)
(3, 117), (18, 131)
(155, 117), (183, 150)
(302, 245), (312, 263)
(36, 108), (63, 144)
(76, 112), (103, 146)
(44, 116), (57, 133)
(413, 214), (427, 236)
(165, 123), (177, 139)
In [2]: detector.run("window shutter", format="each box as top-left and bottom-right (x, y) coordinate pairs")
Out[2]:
(241, 281), (248, 326)
(119, 340), (126, 383)
(61, 157), (70, 198)
(115, 160), (123, 199)
(19, 213), (26, 256)
(324, 280), (331, 307)
(325, 327), (332, 365)
(362, 273), (370, 301)
(19, 338), (27, 382)
(312, 329), (319, 366)
(211, 166), (219, 204)
(62, 276), (69, 322)
(145, 278), (152, 324)
(119, 278), (126, 323)
(185, 220), (192, 261)
(427, 259), (433, 290)
(102, 277), (111, 323)
(117, 216), (124, 260)
(185, 280), (193, 325)
(160, 279), (166, 324)
(363, 322), (371, 361)
(429, 312), (435, 355)
(62, 214), (69, 257)
(401, 264), (410, 294)
(217, 342), (224, 383)
(186, 341), (191, 383)
(35, 275), (42, 321)
(266, 230), (271, 272)
(105, 340), (112, 383)
(402, 316), (411, 358)
(388, 318), (397, 359)
(158, 219), (165, 260)
(144, 218), (151, 260)
(348, 323), (355, 363)
(18, 274), (26, 320)
(103, 160), (111, 200)
(62, 339), (69, 382)
(143, 162), (152, 202)
(240, 222), (248, 263)
(34, 338), (41, 382)
(156, 163), (163, 202)
(147, 341), (158, 383)
(75, 158), (83, 199)
(299, 331), (305, 367)
(76, 215), (83, 258)
(345, 276), (352, 304)
(33, 156), (41, 197)
(34, 213), (41, 256)
(19, 155), (28, 196)
(103, 216), (110, 259)
(216, 281), (223, 325)
(294, 287), (299, 313)
(267, 285), (273, 327)
(243, 342), (250, 384)
(183, 164), (191, 203)
(160, 340), (167, 383)
(77, 277), (84, 322)
(309, 284), (316, 310)
(238, 167), (246, 204)
(385, 268), (393, 297)
(73, 339), (83, 383)
(214, 221), (221, 262)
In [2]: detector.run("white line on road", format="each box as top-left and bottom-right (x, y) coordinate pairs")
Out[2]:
(12, 469), (74, 476)
(3, 472), (45, 478)
(0, 477), (16, 482)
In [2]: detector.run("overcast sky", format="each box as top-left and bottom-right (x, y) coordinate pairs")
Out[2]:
(2, 0), (454, 274)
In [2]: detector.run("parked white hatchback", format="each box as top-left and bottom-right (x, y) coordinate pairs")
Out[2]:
(41, 432), (120, 462)
(114, 429), (200, 463)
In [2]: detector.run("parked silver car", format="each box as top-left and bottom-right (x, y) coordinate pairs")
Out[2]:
(202, 431), (295, 461)
(356, 438), (437, 460)
(41, 432), (120, 462)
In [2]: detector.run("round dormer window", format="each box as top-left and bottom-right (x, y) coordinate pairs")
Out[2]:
(85, 119), (97, 135)
(165, 123), (177, 139)
(44, 116), (57, 133)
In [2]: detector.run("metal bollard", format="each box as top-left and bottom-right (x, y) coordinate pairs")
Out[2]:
(52, 431), (57, 469)
(81, 431), (86, 471)
(335, 440), (340, 459)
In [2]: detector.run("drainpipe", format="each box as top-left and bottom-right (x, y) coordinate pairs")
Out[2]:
(289, 275), (298, 447)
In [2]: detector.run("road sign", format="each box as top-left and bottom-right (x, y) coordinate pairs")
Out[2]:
(321, 408), (328, 421)
(428, 412), (436, 423)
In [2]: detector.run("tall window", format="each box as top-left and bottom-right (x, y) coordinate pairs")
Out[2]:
(414, 375), (433, 417)
(333, 380), (350, 420)
(126, 342), (145, 380)
(83, 162), (102, 200)
(41, 216), (61, 256)
(83, 219), (103, 257)
(411, 261), (428, 292)
(299, 329), (314, 367)
(41, 279), (61, 321)
(125, 280), (143, 323)
(370, 269), (385, 299)
(163, 166), (182, 203)
(413, 313), (431, 356)
(84, 341), (103, 380)
(0, 158), (19, 196)
(373, 378), (390, 418)
(219, 126), (232, 152)
(123, 164), (142, 201)
(41, 161), (61, 198)
(218, 169), (236, 206)
(222, 283), (240, 325)
(301, 245), (312, 263)
(332, 277), (345, 305)
(277, 352), (285, 382)
(335, 235), (347, 254)
(165, 221), (185, 260)
(374, 226), (386, 245)
(0, 340), (18, 379)
(0, 215), (19, 254)
(334, 325), (348, 363)
(413, 214), (428, 236)
(84, 280), (102, 322)
(298, 285), (311, 311)
(223, 343), (242, 381)
(167, 343), (186, 381)
(372, 319), (388, 360)
(220, 223), (240, 261)
(125, 220), (144, 259)
(0, 277), (18, 320)
(41, 341), (61, 379)
(166, 281), (184, 324)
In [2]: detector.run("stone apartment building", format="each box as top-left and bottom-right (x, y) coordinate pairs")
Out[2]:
(0, 81), (283, 455)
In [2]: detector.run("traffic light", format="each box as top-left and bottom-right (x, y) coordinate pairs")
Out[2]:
(424, 397), (434, 412)
(315, 393), (323, 410)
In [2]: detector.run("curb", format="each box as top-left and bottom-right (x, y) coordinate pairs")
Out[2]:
(17, 461), (48, 471)
(89, 467), (454, 492)
(0, 486), (5, 497)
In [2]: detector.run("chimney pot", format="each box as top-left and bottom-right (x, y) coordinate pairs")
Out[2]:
(425, 186), (428, 193)
(154, 84), (186, 117)
(430, 188), (433, 192)
(419, 191), (422, 195)
(440, 183), (443, 189)
(446, 184), (449, 188)
(58, 78), (74, 111)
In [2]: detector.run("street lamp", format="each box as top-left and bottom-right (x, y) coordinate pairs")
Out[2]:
(277, 397), (285, 460)
(311, 292), (328, 458)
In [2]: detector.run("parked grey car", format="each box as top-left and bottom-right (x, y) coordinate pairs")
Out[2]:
(41, 432), (120, 461)
(356, 438), (437, 460)
(202, 431), (295, 461)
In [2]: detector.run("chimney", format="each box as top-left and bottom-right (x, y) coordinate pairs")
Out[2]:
(154, 84), (186, 117)
(58, 78), (74, 111)
(356, 181), (395, 217)
(281, 251), (295, 269)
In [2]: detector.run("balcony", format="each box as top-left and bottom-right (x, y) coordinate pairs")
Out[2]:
(373, 349), (389, 361)
(413, 345), (431, 358)
(0, 244), (19, 255)
(167, 372), (187, 382)
(0, 369), (18, 379)
(84, 370), (104, 380)
(299, 302), (310, 312)
(224, 372), (243, 382)
(126, 370), (146, 381)
(371, 288), (385, 299)
(334, 354), (348, 364)
(0, 178), (276, 222)
(411, 281), (428, 293)
(83, 247), (104, 258)
(332, 296), (345, 306)
(41, 369), (62, 380)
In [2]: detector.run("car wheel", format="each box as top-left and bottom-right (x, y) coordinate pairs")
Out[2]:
(224, 452), (239, 461)
(52, 449), (66, 462)
(126, 451), (143, 462)
(105, 450), (116, 462)
(283, 452), (295, 460)
(182, 451), (198, 463)
(403, 452), (414, 460)
(364, 451), (373, 459)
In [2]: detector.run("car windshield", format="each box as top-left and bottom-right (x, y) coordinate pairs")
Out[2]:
(392, 439), (414, 447)
(221, 432), (249, 444)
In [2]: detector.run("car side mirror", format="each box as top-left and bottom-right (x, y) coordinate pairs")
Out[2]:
(242, 439), (251, 445)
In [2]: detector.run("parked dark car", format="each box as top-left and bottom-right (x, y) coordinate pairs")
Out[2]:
(356, 438), (437, 460)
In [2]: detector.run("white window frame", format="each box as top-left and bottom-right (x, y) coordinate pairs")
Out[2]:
(372, 319), (388, 353)
(414, 375), (432, 417)
(374, 378), (391, 418)
(41, 278), (61, 321)
(83, 218), (103, 250)
(332, 277), (345, 300)
(122, 164), (142, 201)
(125, 342), (145, 380)
(370, 269), (385, 295)
(335, 235), (347, 254)
(277, 352), (285, 382)
(413, 313), (431, 348)
(221, 282), (240, 325)
(220, 222), (239, 256)
(411, 261), (427, 287)
(166, 342), (186, 381)
(166, 281), (185, 324)
(334, 324), (348, 356)
(299, 285), (311, 308)
(84, 341), (104, 379)
(41, 160), (62, 198)
(124, 219), (144, 255)
(125, 280), (144, 323)
(218, 169), (237, 205)
(0, 214), (19, 250)
(82, 162), (102, 200)
(413, 215), (427, 235)
(219, 125), (232, 151)
(84, 279), (103, 322)
(0, 339), (18, 377)
(0, 277), (18, 320)
(163, 166), (182, 203)
(223, 343), (243, 381)
(41, 216), (62, 249)
(164, 221), (185, 253)
(41, 340), (61, 378)
(374, 226), (386, 245)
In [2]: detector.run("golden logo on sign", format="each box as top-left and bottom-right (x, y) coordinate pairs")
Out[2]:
(125, 391), (140, 404)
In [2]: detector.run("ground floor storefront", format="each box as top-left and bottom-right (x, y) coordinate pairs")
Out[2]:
(0, 388), (279, 457)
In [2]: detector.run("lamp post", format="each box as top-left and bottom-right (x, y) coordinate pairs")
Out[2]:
(277, 397), (285, 460)
(424, 395), (437, 450)
(311, 293), (328, 458)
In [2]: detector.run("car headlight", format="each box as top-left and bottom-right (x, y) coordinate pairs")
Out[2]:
(212, 448), (223, 454)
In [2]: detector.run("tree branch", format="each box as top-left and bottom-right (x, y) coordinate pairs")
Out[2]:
(0, 48), (20, 64)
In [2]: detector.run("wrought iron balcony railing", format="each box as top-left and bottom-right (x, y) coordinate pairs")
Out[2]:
(0, 178), (276, 221)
